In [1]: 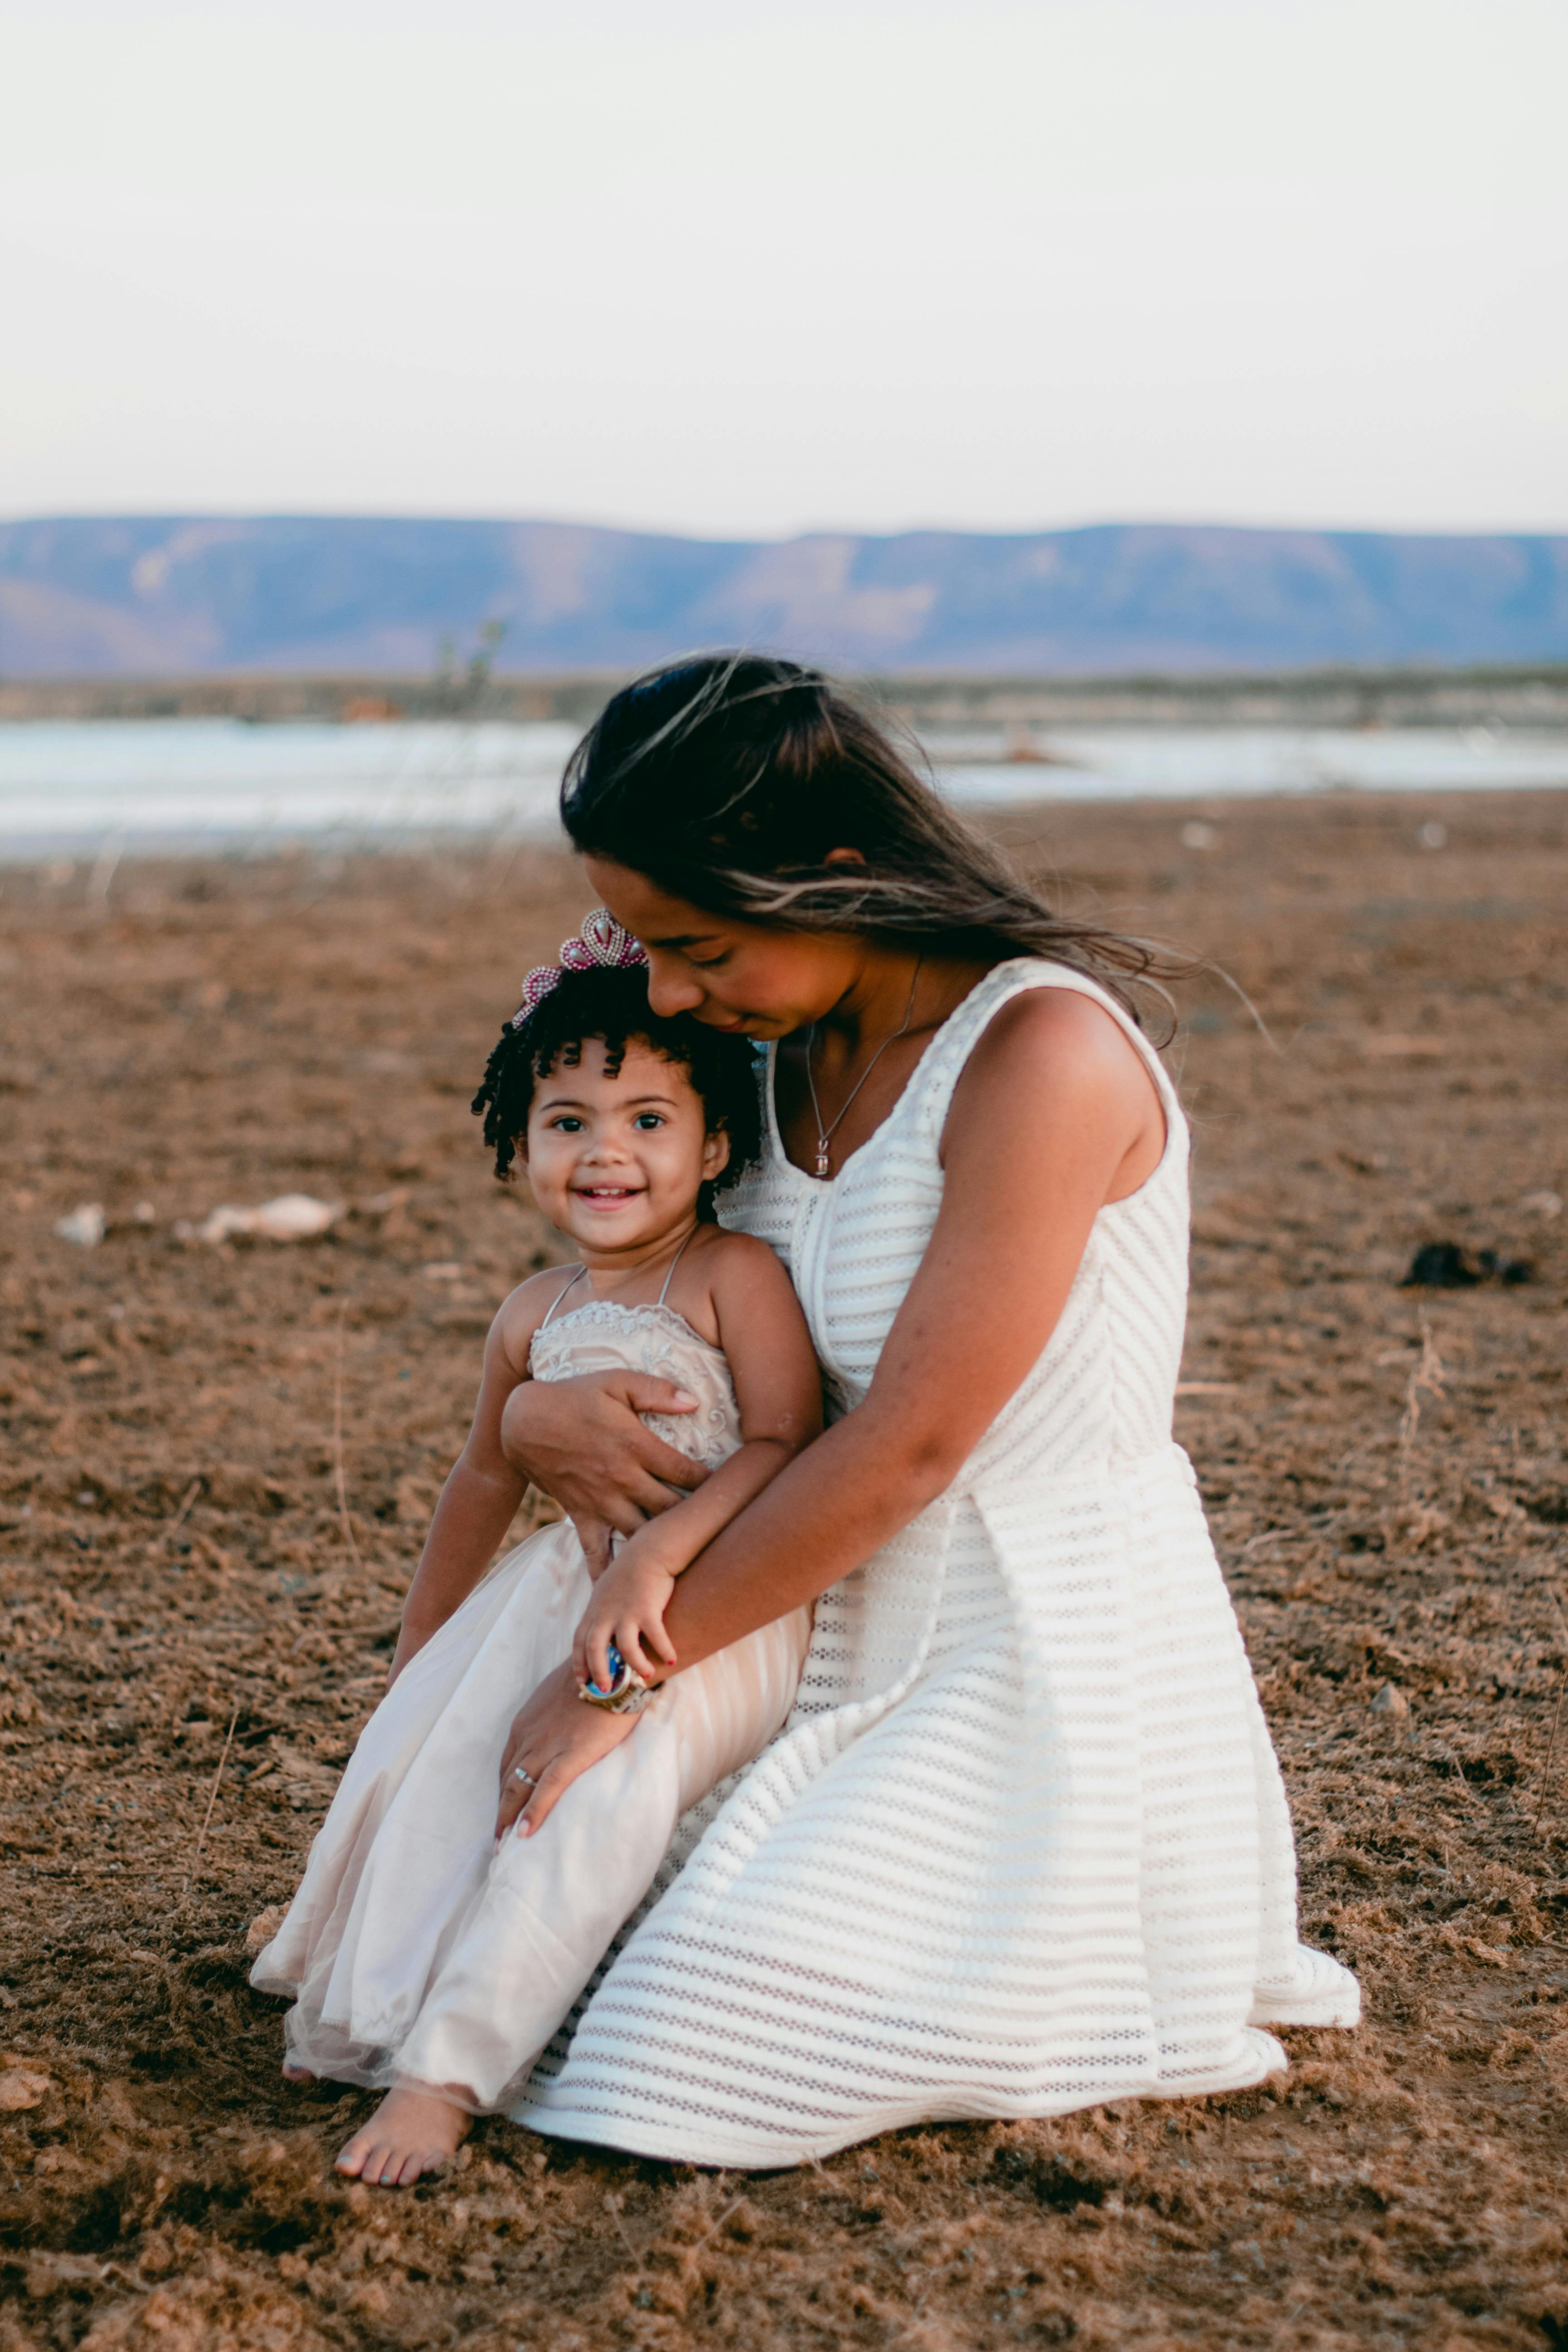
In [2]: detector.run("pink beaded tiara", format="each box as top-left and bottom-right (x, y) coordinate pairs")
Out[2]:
(511, 906), (648, 1028)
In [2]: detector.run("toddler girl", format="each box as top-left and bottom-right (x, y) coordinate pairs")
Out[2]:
(250, 909), (820, 2185)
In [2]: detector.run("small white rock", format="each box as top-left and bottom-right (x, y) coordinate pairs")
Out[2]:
(251, 1194), (342, 1241)
(1370, 1681), (1410, 1718)
(1518, 1190), (1563, 1221)
(197, 1194), (342, 1245)
(196, 1205), (252, 1244)
(54, 1203), (105, 1248)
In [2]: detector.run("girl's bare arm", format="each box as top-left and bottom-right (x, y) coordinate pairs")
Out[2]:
(387, 1274), (559, 1680)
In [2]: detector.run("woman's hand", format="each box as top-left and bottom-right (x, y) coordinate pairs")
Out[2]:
(500, 1370), (710, 1576)
(495, 1661), (638, 1839)
(571, 1534), (679, 1690)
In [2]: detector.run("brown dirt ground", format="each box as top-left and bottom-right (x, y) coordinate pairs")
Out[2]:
(1, 789), (1566, 2352)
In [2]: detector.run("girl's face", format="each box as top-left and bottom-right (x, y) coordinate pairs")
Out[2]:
(523, 1036), (730, 1259)
(584, 858), (863, 1039)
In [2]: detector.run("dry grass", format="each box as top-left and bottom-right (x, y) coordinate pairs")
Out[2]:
(2, 790), (1567, 2349)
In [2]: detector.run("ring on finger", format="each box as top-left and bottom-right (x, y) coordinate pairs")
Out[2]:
(512, 1765), (537, 1790)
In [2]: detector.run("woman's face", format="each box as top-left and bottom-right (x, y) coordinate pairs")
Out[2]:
(584, 858), (864, 1039)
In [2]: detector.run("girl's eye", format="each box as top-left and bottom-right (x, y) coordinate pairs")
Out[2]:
(550, 1116), (584, 1132)
(632, 1113), (665, 1130)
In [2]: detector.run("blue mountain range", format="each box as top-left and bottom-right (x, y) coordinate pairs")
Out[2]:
(1, 514), (1564, 676)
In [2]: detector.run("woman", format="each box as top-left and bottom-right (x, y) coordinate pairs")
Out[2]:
(493, 654), (1358, 2168)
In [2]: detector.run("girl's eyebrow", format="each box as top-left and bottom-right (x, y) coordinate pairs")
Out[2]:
(536, 1090), (683, 1110)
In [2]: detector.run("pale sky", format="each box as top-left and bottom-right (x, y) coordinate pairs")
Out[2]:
(3, 0), (1564, 539)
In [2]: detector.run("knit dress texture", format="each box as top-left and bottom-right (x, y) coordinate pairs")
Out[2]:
(512, 957), (1359, 2166)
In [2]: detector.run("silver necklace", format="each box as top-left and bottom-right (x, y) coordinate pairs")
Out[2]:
(804, 956), (924, 1179)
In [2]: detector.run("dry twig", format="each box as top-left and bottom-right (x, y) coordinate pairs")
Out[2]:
(1397, 1313), (1446, 1499)
(163, 1478), (202, 1543)
(687, 2196), (745, 2255)
(333, 1303), (365, 1574)
(184, 1704), (239, 1891)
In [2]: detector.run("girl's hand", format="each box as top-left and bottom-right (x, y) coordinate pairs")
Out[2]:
(495, 1661), (637, 1840)
(572, 1543), (679, 1690)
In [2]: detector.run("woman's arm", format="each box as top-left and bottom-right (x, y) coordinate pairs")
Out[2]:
(493, 1371), (713, 1574)
(498, 990), (1165, 1834)
(572, 1237), (824, 1685)
(658, 988), (1162, 1663)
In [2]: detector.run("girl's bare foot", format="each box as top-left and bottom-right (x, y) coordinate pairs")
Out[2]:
(335, 2087), (471, 2187)
(282, 2061), (314, 2082)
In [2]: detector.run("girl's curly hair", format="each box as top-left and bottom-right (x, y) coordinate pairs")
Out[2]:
(471, 963), (763, 1214)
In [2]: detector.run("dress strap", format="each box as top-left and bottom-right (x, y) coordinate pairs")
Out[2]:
(657, 1228), (696, 1307)
(539, 1265), (586, 1330)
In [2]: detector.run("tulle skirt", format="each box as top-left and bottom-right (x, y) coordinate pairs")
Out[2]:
(250, 1519), (811, 2112)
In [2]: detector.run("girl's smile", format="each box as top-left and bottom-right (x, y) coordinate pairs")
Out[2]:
(523, 1038), (731, 1269)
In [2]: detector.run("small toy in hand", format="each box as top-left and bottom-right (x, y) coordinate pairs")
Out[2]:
(578, 1642), (653, 1715)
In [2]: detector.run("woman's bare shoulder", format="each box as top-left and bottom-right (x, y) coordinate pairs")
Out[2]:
(968, 979), (1157, 1093)
(945, 981), (1164, 1167)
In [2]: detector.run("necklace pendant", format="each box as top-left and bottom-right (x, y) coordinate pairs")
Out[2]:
(814, 1147), (830, 1178)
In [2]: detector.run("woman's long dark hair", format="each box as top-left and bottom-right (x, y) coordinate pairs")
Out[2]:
(560, 653), (1191, 1025)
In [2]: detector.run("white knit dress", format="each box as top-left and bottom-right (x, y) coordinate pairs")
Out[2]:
(514, 958), (1358, 2166)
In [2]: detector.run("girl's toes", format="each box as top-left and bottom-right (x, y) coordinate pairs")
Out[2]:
(282, 2061), (314, 2083)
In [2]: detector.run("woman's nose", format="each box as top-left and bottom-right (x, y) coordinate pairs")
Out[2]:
(645, 956), (704, 1018)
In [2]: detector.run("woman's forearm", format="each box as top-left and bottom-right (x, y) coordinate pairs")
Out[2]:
(626, 1437), (801, 1578)
(657, 1404), (956, 1673)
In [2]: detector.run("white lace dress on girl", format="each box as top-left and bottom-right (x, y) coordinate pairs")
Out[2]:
(511, 960), (1359, 2166)
(249, 1295), (811, 2112)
